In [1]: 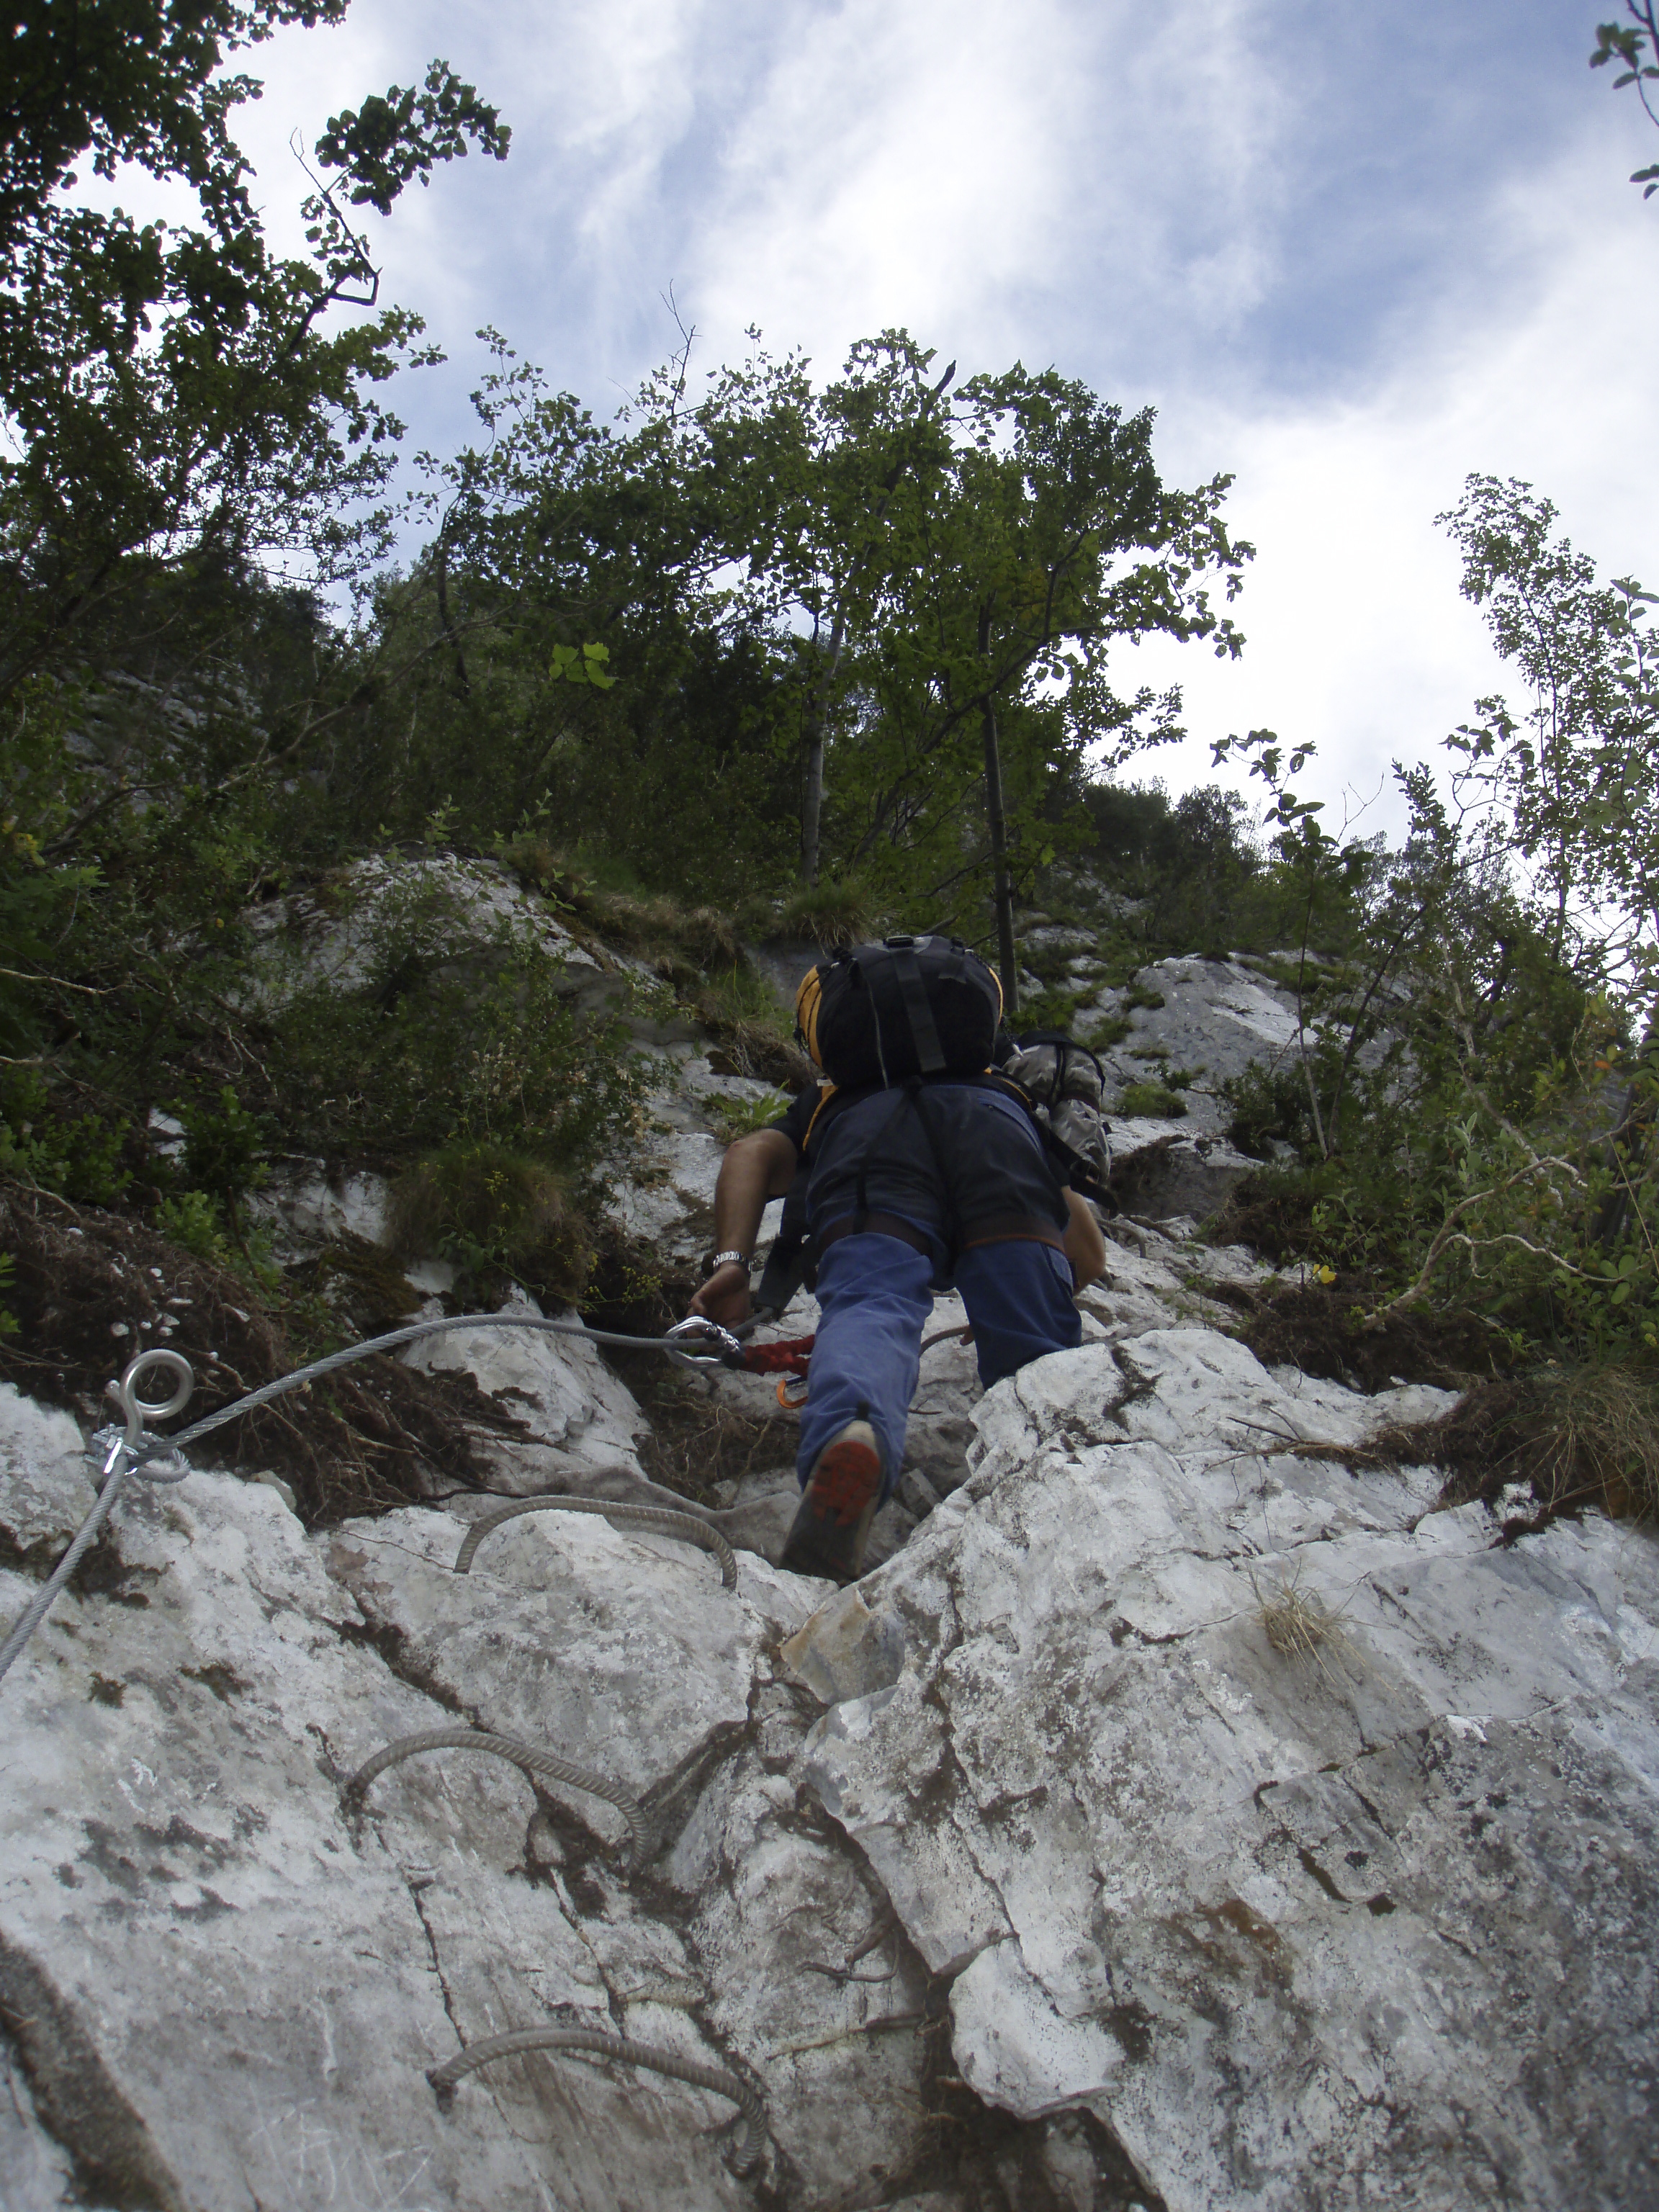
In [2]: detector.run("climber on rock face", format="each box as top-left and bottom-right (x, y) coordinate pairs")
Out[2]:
(687, 936), (1106, 1588)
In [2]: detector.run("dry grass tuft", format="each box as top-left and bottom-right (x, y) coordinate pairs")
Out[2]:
(1372, 1359), (1659, 1528)
(1248, 1557), (1361, 1683)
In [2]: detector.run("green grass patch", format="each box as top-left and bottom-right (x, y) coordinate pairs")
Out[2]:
(1116, 1079), (1187, 1118)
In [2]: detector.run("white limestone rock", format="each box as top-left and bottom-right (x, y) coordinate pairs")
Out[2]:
(804, 1328), (1659, 2211)
(400, 1287), (649, 1485)
(0, 1455), (940, 2209)
(0, 1388), (97, 1557)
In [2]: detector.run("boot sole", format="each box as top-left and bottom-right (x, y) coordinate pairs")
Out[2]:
(781, 1438), (881, 1584)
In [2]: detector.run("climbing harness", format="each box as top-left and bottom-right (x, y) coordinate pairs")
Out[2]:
(0, 1308), (792, 2174)
(428, 2026), (767, 2175)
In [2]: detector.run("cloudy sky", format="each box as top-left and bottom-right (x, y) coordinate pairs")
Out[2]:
(212, 0), (1654, 833)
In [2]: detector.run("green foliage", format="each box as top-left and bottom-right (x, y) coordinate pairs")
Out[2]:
(1019, 986), (1087, 1034)
(386, 1143), (575, 1285)
(706, 1088), (792, 1141)
(1082, 1012), (1132, 1050)
(1117, 1079), (1187, 1119)
(773, 879), (877, 949)
(548, 642), (616, 688)
(1439, 475), (1659, 1004)
(0, 1069), (129, 1203)
(154, 1187), (235, 1268)
(170, 1087), (271, 1227)
(0, 1251), (18, 1339)
(1591, 4), (1659, 198)
(267, 884), (644, 1172)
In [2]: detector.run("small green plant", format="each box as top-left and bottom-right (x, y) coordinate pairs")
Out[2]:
(707, 1087), (791, 1141)
(1125, 983), (1166, 1012)
(156, 1188), (236, 1268)
(0, 1251), (18, 1338)
(0, 1069), (130, 1204)
(775, 879), (875, 949)
(1082, 1012), (1131, 1050)
(1116, 1079), (1187, 1119)
(173, 1087), (271, 1231)
(386, 1143), (577, 1285)
(1017, 986), (1084, 1034)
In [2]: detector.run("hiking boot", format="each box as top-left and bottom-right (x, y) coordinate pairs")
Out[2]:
(781, 1419), (883, 1585)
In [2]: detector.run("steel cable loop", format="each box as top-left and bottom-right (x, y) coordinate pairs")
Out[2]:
(0, 1351), (197, 1688)
(343, 1727), (659, 1872)
(426, 2026), (768, 2174)
(454, 1497), (737, 1588)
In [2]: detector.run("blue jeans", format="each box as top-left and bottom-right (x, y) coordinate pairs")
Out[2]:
(796, 1231), (1082, 1500)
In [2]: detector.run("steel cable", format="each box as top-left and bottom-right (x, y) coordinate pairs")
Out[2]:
(454, 1496), (737, 1587)
(0, 1316), (743, 1689)
(426, 2026), (767, 2174)
(343, 1727), (658, 1872)
(0, 1350), (194, 1689)
(118, 1311), (742, 1471)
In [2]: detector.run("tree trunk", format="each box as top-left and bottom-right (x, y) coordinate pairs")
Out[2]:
(800, 607), (846, 887)
(979, 601), (1018, 1015)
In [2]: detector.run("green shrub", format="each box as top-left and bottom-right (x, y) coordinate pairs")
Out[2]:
(707, 1087), (791, 1141)
(1017, 986), (1084, 1034)
(172, 1087), (271, 1228)
(0, 1069), (130, 1204)
(155, 1189), (235, 1267)
(1082, 1012), (1131, 1050)
(387, 1143), (583, 1290)
(1116, 1080), (1187, 1118)
(269, 891), (645, 1175)
(775, 880), (876, 950)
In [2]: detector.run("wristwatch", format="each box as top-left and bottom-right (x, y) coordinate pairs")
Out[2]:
(701, 1248), (750, 1280)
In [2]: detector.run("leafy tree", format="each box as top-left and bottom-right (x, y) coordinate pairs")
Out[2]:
(837, 366), (1249, 1004)
(1591, 4), (1659, 199)
(1438, 475), (1659, 1004)
(0, 1), (509, 712)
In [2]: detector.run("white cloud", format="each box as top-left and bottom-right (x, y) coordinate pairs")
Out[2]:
(1115, 125), (1659, 833)
(45, 0), (1659, 848)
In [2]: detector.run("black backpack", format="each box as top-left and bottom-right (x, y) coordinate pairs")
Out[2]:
(796, 935), (1002, 1088)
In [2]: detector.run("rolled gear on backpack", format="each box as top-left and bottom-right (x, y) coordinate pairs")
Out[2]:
(1001, 1031), (1113, 1202)
(795, 935), (1003, 1087)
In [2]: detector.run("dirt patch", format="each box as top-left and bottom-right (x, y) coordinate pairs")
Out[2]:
(1369, 1362), (1659, 1530)
(0, 1183), (522, 1526)
(1204, 1277), (1510, 1395)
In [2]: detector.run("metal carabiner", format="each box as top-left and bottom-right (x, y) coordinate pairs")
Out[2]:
(663, 1317), (743, 1375)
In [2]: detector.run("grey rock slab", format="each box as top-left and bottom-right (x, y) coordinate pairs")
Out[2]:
(801, 1326), (1659, 2210)
(780, 1584), (908, 1707)
(0, 1456), (821, 2207)
(0, 1467), (590, 2212)
(1108, 1124), (1258, 1221)
(246, 1159), (392, 1259)
(400, 1288), (648, 1480)
(0, 1387), (97, 1557)
(327, 1502), (778, 1803)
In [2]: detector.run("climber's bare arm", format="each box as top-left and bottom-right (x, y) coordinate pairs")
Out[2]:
(1064, 1190), (1107, 1292)
(686, 1129), (799, 1326)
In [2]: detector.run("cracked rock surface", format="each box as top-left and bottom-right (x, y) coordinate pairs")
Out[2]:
(1, 1207), (1655, 2206)
(801, 1326), (1659, 2211)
